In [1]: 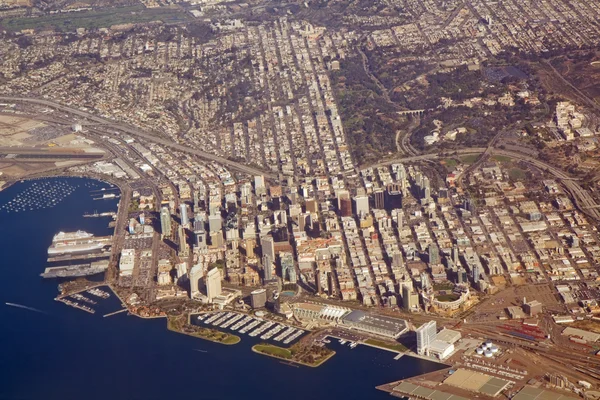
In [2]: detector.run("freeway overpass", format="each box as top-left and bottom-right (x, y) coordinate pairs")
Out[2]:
(0, 96), (276, 179)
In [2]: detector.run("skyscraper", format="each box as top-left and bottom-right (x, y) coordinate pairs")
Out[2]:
(206, 268), (221, 302)
(416, 321), (437, 355)
(190, 264), (203, 298)
(208, 214), (222, 233)
(373, 189), (385, 210)
(472, 263), (481, 283)
(261, 236), (275, 261)
(263, 254), (273, 281)
(160, 207), (171, 237)
(402, 285), (419, 311)
(337, 190), (352, 217)
(280, 252), (296, 283)
(180, 203), (189, 227)
(354, 195), (370, 217)
(195, 229), (207, 250)
(250, 288), (267, 308)
(428, 243), (440, 265)
(178, 225), (189, 257)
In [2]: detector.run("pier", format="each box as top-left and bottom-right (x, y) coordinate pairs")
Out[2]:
(104, 309), (128, 318)
(84, 211), (117, 218)
(56, 297), (95, 314)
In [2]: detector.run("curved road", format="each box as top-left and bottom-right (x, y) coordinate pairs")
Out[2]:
(0, 96), (276, 179)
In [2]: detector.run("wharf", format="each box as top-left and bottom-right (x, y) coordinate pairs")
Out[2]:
(104, 308), (128, 318)
(56, 297), (95, 314)
(53, 235), (113, 245)
(47, 251), (111, 263)
(84, 211), (117, 218)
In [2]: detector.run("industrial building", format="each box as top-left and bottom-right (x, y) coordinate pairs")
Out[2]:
(443, 369), (511, 397)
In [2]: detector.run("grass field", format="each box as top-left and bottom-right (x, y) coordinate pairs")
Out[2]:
(509, 167), (526, 181)
(1, 5), (191, 32)
(442, 158), (458, 168)
(459, 154), (481, 165)
(364, 338), (408, 352)
(491, 155), (512, 163)
(435, 293), (460, 302)
(253, 344), (293, 359)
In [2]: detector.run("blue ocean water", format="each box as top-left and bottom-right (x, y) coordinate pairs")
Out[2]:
(0, 177), (444, 400)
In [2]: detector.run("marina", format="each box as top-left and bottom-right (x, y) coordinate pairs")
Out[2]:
(249, 321), (274, 337)
(240, 319), (262, 334)
(57, 297), (95, 314)
(193, 312), (306, 346)
(87, 288), (110, 299)
(0, 179), (78, 213)
(260, 324), (284, 340)
(231, 316), (253, 331)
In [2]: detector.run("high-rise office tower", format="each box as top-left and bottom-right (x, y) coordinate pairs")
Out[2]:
(354, 195), (370, 217)
(428, 243), (440, 265)
(373, 189), (385, 210)
(416, 321), (437, 355)
(160, 207), (171, 237)
(206, 268), (222, 302)
(180, 203), (189, 227)
(402, 285), (418, 310)
(337, 190), (352, 217)
(263, 254), (273, 281)
(208, 214), (222, 233)
(472, 263), (481, 283)
(280, 252), (296, 283)
(195, 229), (207, 250)
(274, 210), (288, 226)
(261, 236), (275, 261)
(190, 264), (203, 298)
(250, 288), (267, 308)
(385, 189), (402, 211)
(178, 225), (189, 257)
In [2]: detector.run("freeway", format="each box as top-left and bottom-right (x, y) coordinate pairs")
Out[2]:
(372, 147), (600, 220)
(0, 96), (276, 179)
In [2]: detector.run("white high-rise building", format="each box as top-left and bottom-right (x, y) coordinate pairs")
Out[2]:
(354, 195), (370, 217)
(416, 321), (437, 355)
(206, 268), (222, 302)
(180, 203), (189, 227)
(190, 264), (203, 298)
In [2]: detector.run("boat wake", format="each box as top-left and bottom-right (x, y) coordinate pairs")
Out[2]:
(6, 302), (48, 315)
(194, 349), (208, 353)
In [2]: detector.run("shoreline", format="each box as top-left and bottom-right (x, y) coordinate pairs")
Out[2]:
(251, 344), (336, 368)
(167, 316), (241, 345)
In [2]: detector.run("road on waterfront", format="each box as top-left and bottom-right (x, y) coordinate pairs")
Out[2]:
(0, 96), (276, 179)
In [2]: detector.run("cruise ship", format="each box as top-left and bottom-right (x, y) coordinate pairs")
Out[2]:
(52, 230), (94, 242)
(48, 231), (105, 256)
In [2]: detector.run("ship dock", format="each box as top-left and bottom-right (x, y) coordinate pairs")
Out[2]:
(41, 260), (109, 278)
(84, 211), (117, 218)
(52, 235), (112, 246)
(47, 251), (111, 263)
